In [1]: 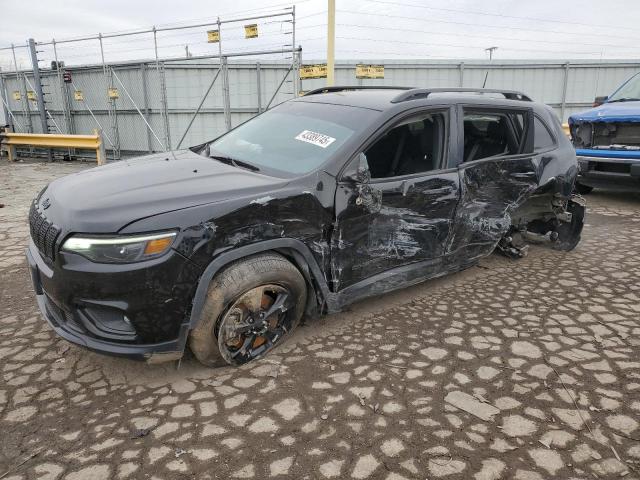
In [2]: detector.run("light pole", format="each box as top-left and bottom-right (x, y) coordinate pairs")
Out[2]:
(327, 0), (335, 86)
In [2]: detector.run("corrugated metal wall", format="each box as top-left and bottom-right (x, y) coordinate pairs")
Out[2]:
(2, 59), (639, 156)
(302, 60), (640, 121)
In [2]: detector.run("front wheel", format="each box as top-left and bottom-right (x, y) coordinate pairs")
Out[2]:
(189, 253), (307, 367)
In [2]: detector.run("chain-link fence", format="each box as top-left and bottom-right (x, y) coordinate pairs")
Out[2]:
(2, 7), (640, 161)
(0, 8), (300, 160)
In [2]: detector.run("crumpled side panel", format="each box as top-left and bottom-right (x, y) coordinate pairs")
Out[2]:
(446, 157), (539, 261)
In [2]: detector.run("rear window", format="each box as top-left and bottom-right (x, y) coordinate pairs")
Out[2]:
(533, 116), (556, 152)
(208, 101), (376, 175)
(463, 109), (528, 162)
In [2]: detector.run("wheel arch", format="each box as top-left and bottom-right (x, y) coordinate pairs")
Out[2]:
(188, 239), (332, 329)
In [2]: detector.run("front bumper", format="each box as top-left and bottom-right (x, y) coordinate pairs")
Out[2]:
(26, 240), (194, 362)
(576, 153), (640, 189)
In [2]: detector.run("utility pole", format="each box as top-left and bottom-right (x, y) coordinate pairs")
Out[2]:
(485, 46), (498, 60)
(28, 38), (52, 161)
(327, 0), (335, 86)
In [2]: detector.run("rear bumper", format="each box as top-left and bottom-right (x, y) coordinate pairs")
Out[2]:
(576, 155), (640, 189)
(26, 241), (191, 362)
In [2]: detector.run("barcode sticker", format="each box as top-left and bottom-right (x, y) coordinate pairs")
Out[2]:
(295, 130), (336, 148)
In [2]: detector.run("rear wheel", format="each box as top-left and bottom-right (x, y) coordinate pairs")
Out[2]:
(575, 182), (593, 194)
(189, 253), (307, 367)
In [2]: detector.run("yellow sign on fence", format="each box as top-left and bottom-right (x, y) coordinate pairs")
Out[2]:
(300, 64), (328, 80)
(356, 64), (384, 79)
(12, 91), (21, 101)
(27, 91), (36, 101)
(207, 30), (220, 43)
(74, 90), (84, 101)
(244, 24), (259, 38)
(108, 88), (119, 99)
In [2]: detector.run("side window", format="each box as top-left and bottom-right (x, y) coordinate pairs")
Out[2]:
(365, 112), (446, 179)
(533, 116), (556, 152)
(463, 109), (527, 162)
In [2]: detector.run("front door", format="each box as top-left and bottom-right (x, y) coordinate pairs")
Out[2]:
(331, 108), (460, 292)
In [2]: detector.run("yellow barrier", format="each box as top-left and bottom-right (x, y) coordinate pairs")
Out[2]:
(562, 123), (570, 138)
(3, 129), (106, 165)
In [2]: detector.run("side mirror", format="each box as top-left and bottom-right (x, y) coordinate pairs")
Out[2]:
(593, 96), (608, 107)
(344, 152), (371, 183)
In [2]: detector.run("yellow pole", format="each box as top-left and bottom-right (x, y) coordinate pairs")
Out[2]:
(327, 0), (335, 86)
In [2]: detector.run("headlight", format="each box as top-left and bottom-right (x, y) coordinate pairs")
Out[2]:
(62, 231), (177, 263)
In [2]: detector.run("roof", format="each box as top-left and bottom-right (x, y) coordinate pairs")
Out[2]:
(294, 86), (535, 111)
(295, 88), (406, 110)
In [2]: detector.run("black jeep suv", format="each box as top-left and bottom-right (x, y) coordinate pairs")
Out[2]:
(26, 86), (585, 367)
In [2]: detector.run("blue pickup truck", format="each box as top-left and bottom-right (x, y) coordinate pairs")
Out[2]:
(569, 72), (640, 193)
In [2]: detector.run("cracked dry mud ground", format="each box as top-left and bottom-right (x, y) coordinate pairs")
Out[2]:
(1, 161), (640, 480)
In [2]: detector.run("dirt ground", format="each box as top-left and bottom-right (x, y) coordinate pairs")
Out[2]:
(1, 159), (640, 480)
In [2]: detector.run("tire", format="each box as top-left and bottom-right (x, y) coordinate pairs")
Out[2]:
(575, 182), (593, 194)
(189, 253), (307, 367)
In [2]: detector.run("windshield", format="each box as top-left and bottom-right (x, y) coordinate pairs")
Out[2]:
(207, 101), (376, 175)
(608, 73), (640, 102)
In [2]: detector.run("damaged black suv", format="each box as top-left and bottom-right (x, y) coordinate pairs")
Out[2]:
(27, 86), (585, 367)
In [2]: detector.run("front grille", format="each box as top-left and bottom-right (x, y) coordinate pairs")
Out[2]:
(29, 201), (61, 261)
(592, 162), (631, 174)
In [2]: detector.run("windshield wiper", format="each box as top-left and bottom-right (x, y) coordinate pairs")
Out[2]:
(210, 155), (260, 172)
(607, 97), (640, 103)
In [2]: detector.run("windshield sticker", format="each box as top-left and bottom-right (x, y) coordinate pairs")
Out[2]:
(295, 130), (336, 148)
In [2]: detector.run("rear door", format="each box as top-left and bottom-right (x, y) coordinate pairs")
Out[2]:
(331, 107), (460, 292)
(446, 105), (539, 261)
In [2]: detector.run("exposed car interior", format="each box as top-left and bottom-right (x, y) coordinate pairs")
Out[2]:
(463, 111), (525, 162)
(365, 113), (445, 178)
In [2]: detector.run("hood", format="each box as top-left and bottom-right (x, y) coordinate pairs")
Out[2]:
(39, 150), (288, 233)
(569, 101), (640, 123)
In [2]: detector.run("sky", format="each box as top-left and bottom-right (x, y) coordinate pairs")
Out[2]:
(1, 0), (639, 70)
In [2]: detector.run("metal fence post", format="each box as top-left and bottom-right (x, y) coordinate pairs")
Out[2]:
(459, 62), (465, 87)
(108, 67), (121, 159)
(28, 38), (52, 161)
(292, 49), (300, 97)
(140, 62), (153, 153)
(291, 5), (298, 98)
(159, 62), (171, 150)
(153, 29), (171, 151)
(53, 39), (73, 135)
(99, 34), (120, 160)
(561, 62), (570, 122)
(12, 44), (32, 133)
(216, 17), (232, 131)
(99, 33), (106, 74)
(222, 56), (231, 131)
(297, 48), (302, 95)
(256, 62), (262, 113)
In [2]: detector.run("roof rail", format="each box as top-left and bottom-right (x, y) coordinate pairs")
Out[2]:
(303, 85), (412, 96)
(391, 88), (532, 103)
